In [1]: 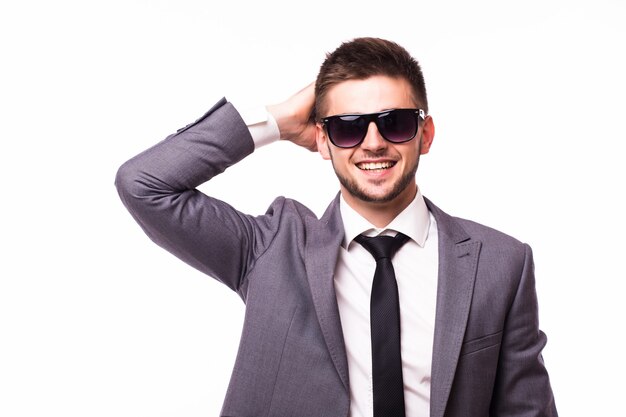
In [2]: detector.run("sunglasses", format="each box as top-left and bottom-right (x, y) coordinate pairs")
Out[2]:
(320, 108), (425, 148)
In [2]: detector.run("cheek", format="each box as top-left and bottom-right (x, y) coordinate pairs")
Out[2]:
(327, 147), (353, 169)
(398, 142), (421, 161)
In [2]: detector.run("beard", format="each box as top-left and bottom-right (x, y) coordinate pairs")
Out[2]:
(330, 153), (420, 204)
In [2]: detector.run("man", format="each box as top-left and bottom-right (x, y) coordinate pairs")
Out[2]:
(116, 38), (557, 416)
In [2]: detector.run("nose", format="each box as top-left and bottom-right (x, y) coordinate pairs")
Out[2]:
(360, 121), (387, 152)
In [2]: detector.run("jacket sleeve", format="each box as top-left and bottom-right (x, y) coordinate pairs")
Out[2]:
(490, 244), (558, 416)
(115, 98), (281, 295)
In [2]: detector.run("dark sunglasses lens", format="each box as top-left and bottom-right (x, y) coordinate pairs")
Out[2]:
(377, 110), (418, 143)
(328, 115), (368, 148)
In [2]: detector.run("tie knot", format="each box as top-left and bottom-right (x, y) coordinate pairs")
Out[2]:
(354, 233), (409, 261)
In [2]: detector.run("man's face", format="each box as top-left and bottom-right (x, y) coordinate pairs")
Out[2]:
(315, 75), (435, 212)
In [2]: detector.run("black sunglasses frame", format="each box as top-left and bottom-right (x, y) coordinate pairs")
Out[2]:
(320, 108), (426, 149)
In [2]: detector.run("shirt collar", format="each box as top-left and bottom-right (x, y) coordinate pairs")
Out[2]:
(340, 189), (431, 249)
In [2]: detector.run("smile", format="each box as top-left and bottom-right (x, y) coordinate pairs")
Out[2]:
(356, 161), (397, 171)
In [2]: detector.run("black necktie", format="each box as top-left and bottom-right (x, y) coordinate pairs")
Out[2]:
(355, 232), (409, 417)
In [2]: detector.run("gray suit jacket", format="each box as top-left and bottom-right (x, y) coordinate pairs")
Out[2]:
(116, 99), (557, 417)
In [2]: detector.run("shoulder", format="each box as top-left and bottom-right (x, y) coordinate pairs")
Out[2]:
(425, 197), (529, 262)
(263, 196), (319, 223)
(255, 196), (331, 244)
(454, 216), (525, 249)
(260, 194), (343, 245)
(264, 193), (341, 224)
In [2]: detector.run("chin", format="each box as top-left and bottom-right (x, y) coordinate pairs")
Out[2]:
(345, 183), (407, 204)
(334, 162), (419, 206)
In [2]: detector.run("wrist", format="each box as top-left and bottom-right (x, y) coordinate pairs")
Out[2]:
(235, 103), (281, 148)
(266, 102), (295, 141)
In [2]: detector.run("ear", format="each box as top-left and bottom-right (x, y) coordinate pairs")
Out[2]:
(419, 115), (435, 155)
(315, 123), (332, 160)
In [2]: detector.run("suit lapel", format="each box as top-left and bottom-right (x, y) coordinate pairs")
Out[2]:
(304, 195), (350, 391)
(302, 196), (481, 407)
(425, 199), (481, 417)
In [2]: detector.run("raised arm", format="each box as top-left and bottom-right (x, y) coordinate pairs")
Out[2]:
(115, 99), (260, 294)
(115, 86), (317, 295)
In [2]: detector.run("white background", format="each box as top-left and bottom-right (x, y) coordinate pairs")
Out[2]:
(1, 0), (625, 416)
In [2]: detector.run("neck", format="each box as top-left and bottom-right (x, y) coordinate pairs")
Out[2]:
(341, 184), (417, 228)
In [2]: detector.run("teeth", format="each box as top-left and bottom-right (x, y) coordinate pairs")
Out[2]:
(358, 161), (395, 171)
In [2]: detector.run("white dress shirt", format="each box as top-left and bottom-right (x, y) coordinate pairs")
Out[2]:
(239, 104), (439, 417)
(336, 193), (438, 417)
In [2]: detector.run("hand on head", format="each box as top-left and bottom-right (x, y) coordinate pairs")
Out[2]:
(267, 83), (318, 152)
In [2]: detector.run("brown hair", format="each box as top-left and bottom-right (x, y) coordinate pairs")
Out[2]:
(314, 37), (428, 120)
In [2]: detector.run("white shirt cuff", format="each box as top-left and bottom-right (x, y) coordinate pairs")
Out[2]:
(234, 103), (280, 149)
